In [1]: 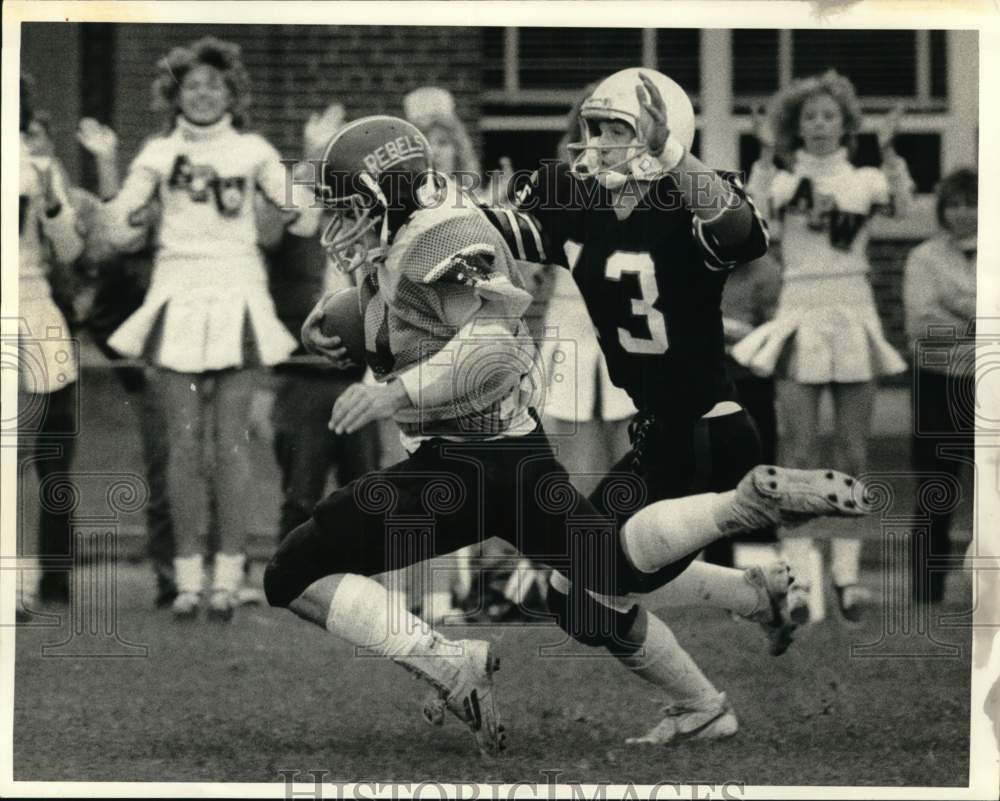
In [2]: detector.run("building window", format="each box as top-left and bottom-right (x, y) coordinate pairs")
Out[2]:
(656, 28), (701, 95)
(732, 29), (780, 97)
(792, 30), (917, 97)
(517, 27), (643, 91)
(733, 29), (948, 109)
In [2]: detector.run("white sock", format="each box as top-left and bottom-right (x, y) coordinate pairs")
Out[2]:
(648, 560), (760, 617)
(618, 611), (721, 708)
(213, 553), (245, 594)
(325, 573), (462, 690)
(782, 537), (825, 622)
(18, 557), (41, 605)
(621, 494), (729, 574)
(831, 537), (862, 587)
(174, 555), (203, 595)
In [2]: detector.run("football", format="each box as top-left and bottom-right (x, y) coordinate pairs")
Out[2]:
(318, 287), (367, 367)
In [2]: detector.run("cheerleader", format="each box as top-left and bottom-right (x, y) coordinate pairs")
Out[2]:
(16, 77), (84, 613)
(96, 38), (316, 621)
(735, 70), (912, 622)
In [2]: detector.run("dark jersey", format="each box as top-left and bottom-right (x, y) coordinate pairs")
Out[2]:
(511, 161), (769, 422)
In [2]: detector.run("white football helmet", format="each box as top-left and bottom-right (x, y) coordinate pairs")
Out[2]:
(568, 68), (696, 189)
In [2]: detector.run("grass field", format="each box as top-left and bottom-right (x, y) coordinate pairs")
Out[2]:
(10, 369), (980, 788)
(13, 566), (973, 787)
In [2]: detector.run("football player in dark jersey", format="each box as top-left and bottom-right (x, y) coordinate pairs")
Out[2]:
(264, 115), (869, 756)
(506, 68), (867, 743)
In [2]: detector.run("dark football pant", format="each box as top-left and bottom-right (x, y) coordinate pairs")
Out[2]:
(264, 422), (651, 609)
(546, 408), (763, 651)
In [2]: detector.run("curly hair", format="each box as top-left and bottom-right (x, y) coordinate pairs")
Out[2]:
(769, 70), (863, 162)
(151, 37), (251, 128)
(416, 113), (482, 179)
(935, 168), (978, 229)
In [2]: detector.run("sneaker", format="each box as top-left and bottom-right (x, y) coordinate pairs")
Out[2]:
(625, 692), (738, 746)
(834, 583), (869, 623)
(172, 591), (200, 620)
(787, 580), (812, 625)
(741, 560), (803, 656)
(155, 581), (179, 610)
(236, 585), (266, 607)
(732, 466), (870, 531)
(412, 639), (504, 756)
(206, 590), (235, 623)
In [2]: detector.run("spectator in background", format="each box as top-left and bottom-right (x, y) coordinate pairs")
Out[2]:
(96, 37), (318, 621)
(16, 75), (84, 615)
(262, 104), (380, 542)
(903, 168), (977, 604)
(76, 117), (180, 608)
(403, 86), (482, 186)
(703, 253), (783, 568)
(736, 70), (912, 622)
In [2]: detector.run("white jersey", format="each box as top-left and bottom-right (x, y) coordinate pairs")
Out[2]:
(105, 115), (302, 372)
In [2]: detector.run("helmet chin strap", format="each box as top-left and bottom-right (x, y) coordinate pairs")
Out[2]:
(570, 141), (652, 188)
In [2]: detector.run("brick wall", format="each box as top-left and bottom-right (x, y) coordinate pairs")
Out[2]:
(58, 23), (922, 371)
(103, 24), (483, 166)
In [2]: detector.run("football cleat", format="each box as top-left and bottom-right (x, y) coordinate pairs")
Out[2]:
(625, 692), (738, 746)
(741, 560), (806, 656)
(412, 640), (504, 756)
(730, 466), (870, 532)
(172, 591), (200, 620)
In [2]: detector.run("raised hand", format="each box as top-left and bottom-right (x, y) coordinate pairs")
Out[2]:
(875, 103), (905, 152)
(635, 73), (670, 157)
(76, 118), (118, 159)
(750, 105), (776, 151)
(303, 103), (347, 161)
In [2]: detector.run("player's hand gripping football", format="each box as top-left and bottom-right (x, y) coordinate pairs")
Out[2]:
(635, 72), (670, 158)
(329, 381), (409, 435)
(301, 299), (353, 369)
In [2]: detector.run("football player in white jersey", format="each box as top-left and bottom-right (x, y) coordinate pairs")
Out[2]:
(264, 116), (870, 757)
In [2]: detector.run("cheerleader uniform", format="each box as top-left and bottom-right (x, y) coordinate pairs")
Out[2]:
(733, 148), (908, 382)
(734, 147), (912, 621)
(102, 114), (313, 616)
(105, 114), (298, 371)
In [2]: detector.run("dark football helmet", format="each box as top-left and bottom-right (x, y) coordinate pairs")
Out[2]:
(316, 115), (440, 272)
